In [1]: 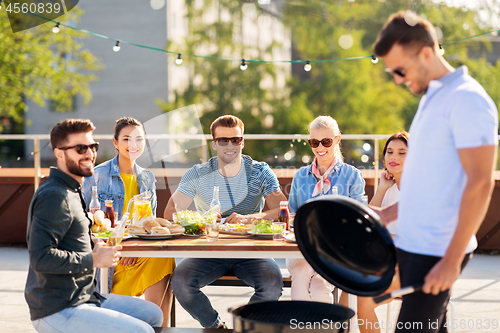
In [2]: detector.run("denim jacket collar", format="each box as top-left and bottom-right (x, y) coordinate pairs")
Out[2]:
(109, 154), (147, 182)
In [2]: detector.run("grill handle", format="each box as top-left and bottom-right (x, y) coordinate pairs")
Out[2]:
(374, 283), (423, 304)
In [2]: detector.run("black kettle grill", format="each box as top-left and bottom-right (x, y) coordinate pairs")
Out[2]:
(231, 195), (397, 332)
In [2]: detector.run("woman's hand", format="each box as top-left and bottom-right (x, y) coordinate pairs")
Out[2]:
(120, 257), (138, 266)
(379, 169), (396, 190)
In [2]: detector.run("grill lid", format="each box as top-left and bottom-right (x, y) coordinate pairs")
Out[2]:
(295, 195), (396, 296)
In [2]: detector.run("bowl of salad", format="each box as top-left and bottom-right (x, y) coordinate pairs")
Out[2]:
(174, 210), (216, 236)
(249, 219), (277, 237)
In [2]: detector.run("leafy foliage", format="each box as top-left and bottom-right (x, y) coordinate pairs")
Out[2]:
(160, 0), (500, 165)
(0, 7), (102, 126)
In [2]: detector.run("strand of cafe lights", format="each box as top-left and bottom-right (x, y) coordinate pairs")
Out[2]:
(2, 0), (500, 71)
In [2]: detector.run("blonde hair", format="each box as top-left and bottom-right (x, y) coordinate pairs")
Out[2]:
(308, 116), (343, 162)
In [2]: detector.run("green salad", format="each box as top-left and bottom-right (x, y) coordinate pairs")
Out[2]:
(252, 219), (273, 234)
(175, 210), (213, 235)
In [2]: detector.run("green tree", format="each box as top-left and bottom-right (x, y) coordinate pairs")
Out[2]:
(282, 0), (498, 131)
(162, 0), (500, 165)
(0, 7), (102, 128)
(159, 0), (291, 163)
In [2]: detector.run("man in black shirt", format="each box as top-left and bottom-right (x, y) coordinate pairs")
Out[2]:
(25, 119), (163, 333)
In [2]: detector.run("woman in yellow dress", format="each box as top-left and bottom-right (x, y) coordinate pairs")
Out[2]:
(83, 117), (174, 327)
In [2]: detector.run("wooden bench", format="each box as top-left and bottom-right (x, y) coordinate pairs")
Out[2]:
(170, 271), (291, 327)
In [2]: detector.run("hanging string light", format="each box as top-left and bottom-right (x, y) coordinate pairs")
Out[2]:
(8, 7), (498, 69)
(240, 59), (247, 70)
(438, 44), (445, 55)
(304, 60), (312, 72)
(113, 40), (121, 52)
(52, 23), (60, 33)
(175, 53), (183, 65)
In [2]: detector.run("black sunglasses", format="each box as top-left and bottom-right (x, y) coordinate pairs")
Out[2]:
(384, 48), (422, 78)
(308, 138), (334, 148)
(58, 143), (99, 154)
(214, 137), (243, 146)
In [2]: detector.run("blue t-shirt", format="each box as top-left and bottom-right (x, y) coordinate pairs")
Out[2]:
(177, 155), (280, 216)
(288, 161), (365, 213)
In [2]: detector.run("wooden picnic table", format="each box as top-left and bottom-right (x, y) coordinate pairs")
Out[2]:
(100, 233), (303, 294)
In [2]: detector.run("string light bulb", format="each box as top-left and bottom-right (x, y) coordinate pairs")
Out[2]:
(52, 23), (60, 33)
(113, 40), (121, 52)
(304, 60), (312, 72)
(371, 54), (379, 64)
(175, 53), (183, 65)
(438, 44), (445, 55)
(240, 59), (247, 70)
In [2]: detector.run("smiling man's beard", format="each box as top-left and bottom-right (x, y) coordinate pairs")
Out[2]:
(65, 153), (94, 177)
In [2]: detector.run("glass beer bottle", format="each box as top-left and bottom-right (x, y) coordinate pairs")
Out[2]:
(89, 186), (100, 214)
(104, 200), (115, 228)
(278, 201), (290, 230)
(210, 186), (221, 214)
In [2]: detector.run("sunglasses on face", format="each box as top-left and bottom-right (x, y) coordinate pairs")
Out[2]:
(58, 142), (99, 154)
(384, 48), (422, 78)
(214, 137), (243, 146)
(308, 138), (334, 148)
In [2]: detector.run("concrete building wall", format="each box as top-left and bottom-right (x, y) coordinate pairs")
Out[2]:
(25, 0), (169, 162)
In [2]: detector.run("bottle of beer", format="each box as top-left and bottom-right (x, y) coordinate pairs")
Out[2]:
(89, 186), (100, 214)
(210, 186), (221, 215)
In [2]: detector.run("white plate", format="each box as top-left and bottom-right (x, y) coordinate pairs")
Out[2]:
(220, 225), (253, 235)
(131, 232), (183, 240)
(220, 229), (249, 235)
(247, 231), (277, 237)
(284, 233), (296, 243)
(92, 234), (133, 241)
(133, 232), (183, 240)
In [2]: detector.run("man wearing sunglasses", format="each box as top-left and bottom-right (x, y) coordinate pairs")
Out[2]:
(165, 115), (286, 329)
(25, 119), (163, 332)
(373, 11), (498, 333)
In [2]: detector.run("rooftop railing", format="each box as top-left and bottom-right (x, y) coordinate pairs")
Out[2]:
(2, 134), (499, 193)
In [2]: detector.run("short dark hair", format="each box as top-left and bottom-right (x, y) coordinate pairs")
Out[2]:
(374, 10), (437, 57)
(210, 115), (244, 138)
(382, 131), (409, 158)
(50, 119), (95, 150)
(114, 117), (144, 140)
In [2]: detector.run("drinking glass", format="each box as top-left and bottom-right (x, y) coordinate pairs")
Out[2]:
(272, 222), (286, 241)
(206, 222), (220, 242)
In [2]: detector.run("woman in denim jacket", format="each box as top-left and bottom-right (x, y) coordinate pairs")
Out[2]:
(83, 117), (174, 327)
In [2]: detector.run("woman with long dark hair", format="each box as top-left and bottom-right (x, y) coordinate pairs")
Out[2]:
(83, 117), (174, 327)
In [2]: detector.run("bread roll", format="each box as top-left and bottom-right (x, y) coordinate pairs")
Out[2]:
(93, 210), (105, 226)
(101, 219), (111, 232)
(151, 226), (171, 235)
(168, 224), (185, 234)
(91, 223), (101, 233)
(127, 225), (148, 234)
(142, 217), (161, 233)
(155, 218), (172, 227)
